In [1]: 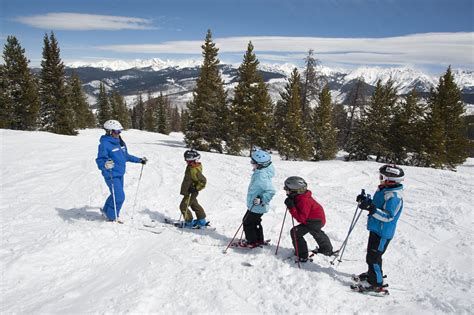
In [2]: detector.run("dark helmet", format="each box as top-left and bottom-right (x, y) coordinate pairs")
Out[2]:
(184, 149), (200, 162)
(379, 164), (404, 183)
(284, 176), (308, 194)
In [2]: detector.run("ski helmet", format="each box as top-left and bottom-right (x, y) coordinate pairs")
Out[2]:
(284, 176), (308, 194)
(250, 149), (271, 167)
(184, 149), (200, 162)
(379, 164), (404, 183)
(104, 120), (123, 131)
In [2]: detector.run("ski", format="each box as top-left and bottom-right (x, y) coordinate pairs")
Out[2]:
(162, 218), (216, 231)
(350, 283), (390, 296)
(229, 239), (271, 249)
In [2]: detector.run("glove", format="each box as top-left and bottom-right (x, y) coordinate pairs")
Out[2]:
(105, 160), (115, 170)
(284, 196), (296, 209)
(359, 198), (376, 215)
(188, 186), (198, 194)
(253, 196), (262, 205)
(356, 194), (365, 203)
(140, 157), (148, 165)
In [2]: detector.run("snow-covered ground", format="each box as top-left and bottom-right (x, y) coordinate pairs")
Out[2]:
(1, 129), (473, 314)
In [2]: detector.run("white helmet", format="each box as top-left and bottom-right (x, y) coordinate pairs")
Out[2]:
(104, 120), (123, 131)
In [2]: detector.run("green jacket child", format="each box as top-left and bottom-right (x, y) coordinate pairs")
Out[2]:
(180, 149), (208, 228)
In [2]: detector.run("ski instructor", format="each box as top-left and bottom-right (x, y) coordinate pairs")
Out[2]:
(96, 120), (147, 222)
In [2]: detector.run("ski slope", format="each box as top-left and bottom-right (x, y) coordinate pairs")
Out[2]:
(1, 129), (473, 314)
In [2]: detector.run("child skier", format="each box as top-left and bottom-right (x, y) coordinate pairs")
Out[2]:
(179, 149), (208, 228)
(284, 176), (334, 262)
(96, 120), (147, 222)
(238, 149), (276, 248)
(354, 164), (405, 292)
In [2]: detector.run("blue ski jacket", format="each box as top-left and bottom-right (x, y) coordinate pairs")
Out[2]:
(96, 135), (141, 178)
(367, 184), (404, 240)
(246, 163), (276, 214)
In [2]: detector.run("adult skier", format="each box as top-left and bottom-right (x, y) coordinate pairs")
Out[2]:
(179, 149), (208, 228)
(354, 164), (405, 292)
(238, 149), (276, 248)
(284, 176), (334, 262)
(96, 120), (147, 222)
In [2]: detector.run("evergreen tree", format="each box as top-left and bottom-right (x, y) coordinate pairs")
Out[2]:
(277, 68), (311, 160)
(68, 72), (95, 129)
(343, 77), (366, 149)
(425, 66), (469, 169)
(185, 29), (228, 152)
(1, 36), (40, 130)
(388, 89), (426, 165)
(144, 93), (157, 132)
(96, 82), (111, 126)
(109, 90), (130, 129)
(332, 103), (348, 149)
(131, 94), (146, 130)
(301, 49), (321, 127)
(39, 32), (76, 135)
(228, 41), (273, 153)
(156, 93), (171, 134)
(170, 106), (182, 132)
(348, 79), (397, 161)
(313, 84), (337, 160)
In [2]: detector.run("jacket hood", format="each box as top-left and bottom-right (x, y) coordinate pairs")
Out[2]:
(100, 135), (120, 145)
(295, 189), (313, 200)
(255, 163), (275, 178)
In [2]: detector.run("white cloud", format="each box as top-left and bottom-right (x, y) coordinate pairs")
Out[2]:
(14, 13), (156, 31)
(97, 32), (474, 68)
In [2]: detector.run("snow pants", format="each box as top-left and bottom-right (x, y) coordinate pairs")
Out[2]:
(366, 231), (391, 286)
(179, 192), (206, 222)
(103, 176), (125, 220)
(290, 219), (333, 259)
(243, 210), (264, 244)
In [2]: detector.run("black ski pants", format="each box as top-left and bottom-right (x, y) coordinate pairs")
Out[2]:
(290, 219), (333, 259)
(243, 210), (264, 244)
(366, 231), (391, 286)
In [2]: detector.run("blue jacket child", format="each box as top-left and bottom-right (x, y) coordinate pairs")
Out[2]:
(239, 149), (276, 248)
(356, 164), (405, 290)
(96, 120), (146, 222)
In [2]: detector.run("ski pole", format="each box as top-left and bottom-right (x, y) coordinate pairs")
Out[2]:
(275, 208), (289, 255)
(109, 168), (118, 223)
(334, 208), (364, 264)
(291, 216), (301, 269)
(130, 163), (145, 220)
(223, 206), (253, 254)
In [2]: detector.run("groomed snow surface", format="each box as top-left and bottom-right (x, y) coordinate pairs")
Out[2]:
(1, 129), (473, 314)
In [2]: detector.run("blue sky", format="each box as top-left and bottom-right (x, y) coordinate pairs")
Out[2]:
(1, 0), (473, 73)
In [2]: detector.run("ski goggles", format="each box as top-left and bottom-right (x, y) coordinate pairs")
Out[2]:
(111, 129), (122, 134)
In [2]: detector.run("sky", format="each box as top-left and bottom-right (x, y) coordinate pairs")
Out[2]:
(1, 0), (473, 73)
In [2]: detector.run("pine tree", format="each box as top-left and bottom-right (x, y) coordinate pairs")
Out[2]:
(109, 90), (130, 129)
(277, 68), (311, 160)
(388, 89), (426, 165)
(68, 72), (95, 129)
(228, 41), (273, 153)
(1, 36), (40, 130)
(96, 82), (111, 126)
(169, 106), (182, 132)
(131, 94), (146, 130)
(185, 29), (228, 152)
(156, 93), (171, 134)
(425, 66), (469, 169)
(332, 103), (348, 149)
(313, 84), (337, 160)
(301, 49), (321, 128)
(39, 32), (76, 135)
(144, 93), (157, 132)
(348, 79), (397, 161)
(343, 77), (367, 149)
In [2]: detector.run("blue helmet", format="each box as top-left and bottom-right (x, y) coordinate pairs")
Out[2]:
(251, 149), (271, 167)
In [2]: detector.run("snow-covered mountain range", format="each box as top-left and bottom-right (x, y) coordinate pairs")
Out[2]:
(64, 58), (474, 109)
